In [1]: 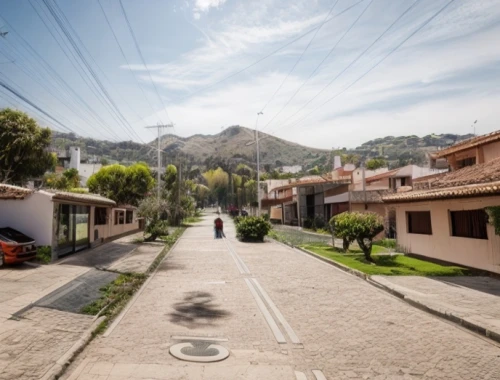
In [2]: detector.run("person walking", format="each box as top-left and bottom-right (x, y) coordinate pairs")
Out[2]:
(214, 215), (224, 239)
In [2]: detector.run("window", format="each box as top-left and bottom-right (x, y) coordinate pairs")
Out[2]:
(450, 209), (488, 239)
(457, 157), (476, 169)
(126, 210), (133, 224)
(114, 210), (124, 225)
(94, 207), (107, 225)
(407, 211), (432, 235)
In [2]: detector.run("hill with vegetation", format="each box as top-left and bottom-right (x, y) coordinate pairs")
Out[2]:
(51, 127), (474, 171)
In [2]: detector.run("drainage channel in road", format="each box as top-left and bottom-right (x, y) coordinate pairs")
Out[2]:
(13, 269), (118, 317)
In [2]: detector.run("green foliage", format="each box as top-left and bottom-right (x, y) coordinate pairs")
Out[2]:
(88, 162), (154, 206)
(373, 238), (397, 249)
(308, 165), (320, 175)
(301, 245), (470, 276)
(36, 246), (52, 264)
(44, 168), (81, 190)
(0, 108), (56, 184)
(137, 197), (170, 241)
(236, 216), (272, 242)
(485, 206), (500, 235)
(365, 158), (387, 170)
(330, 212), (384, 260)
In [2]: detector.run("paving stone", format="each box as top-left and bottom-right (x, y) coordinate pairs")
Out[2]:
(61, 214), (500, 380)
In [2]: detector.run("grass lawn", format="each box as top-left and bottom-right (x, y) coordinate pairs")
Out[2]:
(301, 244), (470, 276)
(183, 216), (203, 225)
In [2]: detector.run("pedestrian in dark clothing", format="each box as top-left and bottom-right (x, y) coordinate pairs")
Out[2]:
(214, 217), (224, 239)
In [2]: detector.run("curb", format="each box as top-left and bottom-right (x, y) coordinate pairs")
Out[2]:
(271, 238), (500, 345)
(40, 316), (106, 380)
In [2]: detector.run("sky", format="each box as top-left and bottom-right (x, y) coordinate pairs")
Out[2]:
(0, 0), (499, 149)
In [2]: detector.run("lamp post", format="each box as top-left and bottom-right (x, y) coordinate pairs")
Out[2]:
(255, 111), (263, 216)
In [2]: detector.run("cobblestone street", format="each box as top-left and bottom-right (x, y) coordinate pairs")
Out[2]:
(61, 214), (500, 380)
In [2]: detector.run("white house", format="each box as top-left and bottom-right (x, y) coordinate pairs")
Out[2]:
(0, 184), (141, 261)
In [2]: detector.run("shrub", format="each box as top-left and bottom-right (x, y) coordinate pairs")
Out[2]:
(373, 238), (396, 249)
(330, 212), (384, 261)
(233, 216), (243, 225)
(36, 246), (52, 264)
(145, 220), (169, 242)
(236, 216), (272, 242)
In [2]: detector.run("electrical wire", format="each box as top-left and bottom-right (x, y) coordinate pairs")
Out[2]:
(258, 0), (340, 114)
(260, 0), (376, 131)
(118, 0), (171, 124)
(271, 0), (457, 135)
(174, 0), (366, 103)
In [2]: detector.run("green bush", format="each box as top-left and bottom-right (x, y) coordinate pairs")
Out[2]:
(236, 216), (272, 242)
(330, 212), (384, 261)
(36, 246), (52, 264)
(233, 216), (243, 225)
(373, 238), (396, 249)
(145, 220), (169, 242)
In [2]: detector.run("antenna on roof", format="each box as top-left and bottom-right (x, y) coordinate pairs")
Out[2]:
(472, 120), (478, 136)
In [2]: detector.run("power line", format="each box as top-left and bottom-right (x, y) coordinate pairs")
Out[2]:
(97, 0), (160, 139)
(271, 0), (421, 132)
(41, 0), (148, 144)
(261, 0), (376, 131)
(273, 0), (456, 134)
(259, 0), (340, 114)
(118, 0), (171, 124)
(174, 0), (366, 103)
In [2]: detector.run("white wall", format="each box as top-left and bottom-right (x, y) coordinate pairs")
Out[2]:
(0, 193), (53, 246)
(394, 196), (500, 274)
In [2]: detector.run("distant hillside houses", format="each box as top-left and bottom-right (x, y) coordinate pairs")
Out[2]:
(281, 165), (302, 174)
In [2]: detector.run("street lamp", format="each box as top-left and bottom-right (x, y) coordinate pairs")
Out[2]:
(255, 111), (263, 216)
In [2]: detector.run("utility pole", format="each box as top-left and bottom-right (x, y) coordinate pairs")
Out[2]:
(255, 111), (263, 216)
(145, 123), (174, 202)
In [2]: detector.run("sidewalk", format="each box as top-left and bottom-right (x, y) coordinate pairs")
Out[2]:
(0, 232), (166, 380)
(371, 275), (500, 342)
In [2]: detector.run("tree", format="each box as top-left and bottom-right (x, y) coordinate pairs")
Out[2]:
(137, 197), (170, 242)
(0, 108), (57, 184)
(365, 158), (387, 170)
(100, 158), (109, 166)
(203, 167), (229, 206)
(87, 162), (154, 206)
(330, 212), (384, 261)
(162, 164), (196, 226)
(43, 168), (80, 190)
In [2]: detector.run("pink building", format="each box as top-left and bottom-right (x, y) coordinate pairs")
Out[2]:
(384, 131), (500, 274)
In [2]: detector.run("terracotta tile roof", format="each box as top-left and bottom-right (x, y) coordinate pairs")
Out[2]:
(350, 190), (393, 204)
(383, 181), (500, 203)
(272, 175), (350, 192)
(434, 129), (500, 158)
(415, 157), (500, 190)
(365, 169), (399, 183)
(384, 157), (500, 202)
(0, 184), (33, 200)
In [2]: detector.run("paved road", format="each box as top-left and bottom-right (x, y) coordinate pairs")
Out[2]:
(63, 215), (500, 380)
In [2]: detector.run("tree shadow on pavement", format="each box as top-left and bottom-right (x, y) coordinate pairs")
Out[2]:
(168, 291), (230, 328)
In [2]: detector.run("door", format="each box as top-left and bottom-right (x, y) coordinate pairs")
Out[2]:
(57, 204), (90, 256)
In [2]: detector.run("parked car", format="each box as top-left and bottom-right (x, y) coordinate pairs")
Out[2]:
(0, 227), (37, 268)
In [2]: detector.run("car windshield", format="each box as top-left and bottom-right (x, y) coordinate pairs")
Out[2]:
(0, 228), (34, 244)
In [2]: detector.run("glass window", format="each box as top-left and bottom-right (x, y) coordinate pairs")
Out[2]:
(407, 211), (432, 235)
(450, 209), (488, 239)
(126, 210), (133, 224)
(94, 207), (107, 225)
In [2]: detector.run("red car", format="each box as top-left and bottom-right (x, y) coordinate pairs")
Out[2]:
(0, 227), (37, 268)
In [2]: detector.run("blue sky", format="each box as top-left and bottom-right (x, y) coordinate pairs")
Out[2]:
(0, 0), (499, 149)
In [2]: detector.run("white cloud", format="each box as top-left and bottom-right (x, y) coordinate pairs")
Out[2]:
(131, 0), (500, 149)
(194, 0), (227, 13)
(193, 12), (201, 19)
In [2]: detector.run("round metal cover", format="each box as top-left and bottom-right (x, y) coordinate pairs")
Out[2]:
(169, 341), (229, 363)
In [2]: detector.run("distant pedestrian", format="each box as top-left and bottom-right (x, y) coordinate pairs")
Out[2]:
(214, 216), (224, 239)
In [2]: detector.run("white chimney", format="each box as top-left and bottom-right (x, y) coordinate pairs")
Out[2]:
(333, 155), (342, 170)
(69, 147), (80, 171)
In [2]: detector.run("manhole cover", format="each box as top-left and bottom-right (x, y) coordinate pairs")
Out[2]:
(169, 340), (229, 362)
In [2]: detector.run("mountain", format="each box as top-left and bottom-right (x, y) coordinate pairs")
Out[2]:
(50, 127), (474, 171)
